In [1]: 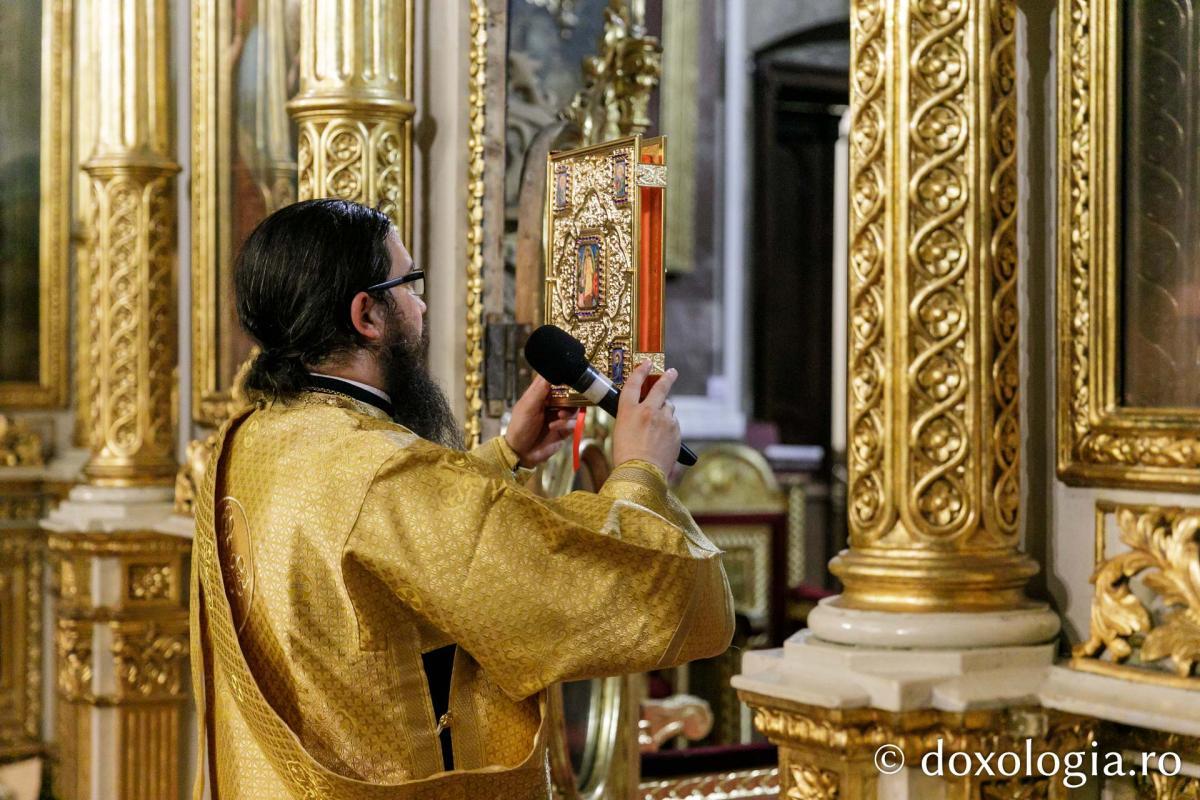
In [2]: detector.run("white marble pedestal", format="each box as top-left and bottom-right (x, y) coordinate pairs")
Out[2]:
(734, 629), (1057, 715)
(42, 484), (176, 533)
(39, 484), (195, 800)
(732, 603), (1066, 800)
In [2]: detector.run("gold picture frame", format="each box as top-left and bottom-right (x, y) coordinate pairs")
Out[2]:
(0, 0), (71, 408)
(1057, 0), (1200, 491)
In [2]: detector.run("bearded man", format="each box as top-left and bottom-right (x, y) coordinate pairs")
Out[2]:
(190, 199), (733, 799)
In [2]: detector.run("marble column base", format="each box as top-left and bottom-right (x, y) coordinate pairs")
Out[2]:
(807, 595), (1062, 649)
(41, 484), (176, 534)
(733, 629), (1057, 714)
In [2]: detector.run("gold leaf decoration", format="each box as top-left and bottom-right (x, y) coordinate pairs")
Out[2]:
(0, 415), (45, 467)
(787, 763), (839, 800)
(1076, 506), (1200, 677)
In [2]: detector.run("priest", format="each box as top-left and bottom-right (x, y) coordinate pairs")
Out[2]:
(191, 198), (734, 799)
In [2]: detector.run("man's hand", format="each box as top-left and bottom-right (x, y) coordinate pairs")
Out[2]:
(504, 376), (577, 468)
(612, 361), (680, 474)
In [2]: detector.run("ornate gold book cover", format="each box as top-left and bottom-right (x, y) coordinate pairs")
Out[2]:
(544, 135), (667, 405)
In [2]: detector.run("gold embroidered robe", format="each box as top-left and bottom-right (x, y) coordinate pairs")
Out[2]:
(191, 391), (734, 799)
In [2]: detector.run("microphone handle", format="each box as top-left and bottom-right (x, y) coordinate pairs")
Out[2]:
(591, 383), (699, 467)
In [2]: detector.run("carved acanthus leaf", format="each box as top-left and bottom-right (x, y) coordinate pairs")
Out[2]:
(1076, 506), (1200, 677)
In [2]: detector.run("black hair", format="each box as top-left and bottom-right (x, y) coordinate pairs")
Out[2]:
(235, 199), (397, 399)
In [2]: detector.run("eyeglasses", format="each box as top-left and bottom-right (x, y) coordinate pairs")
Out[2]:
(365, 270), (424, 298)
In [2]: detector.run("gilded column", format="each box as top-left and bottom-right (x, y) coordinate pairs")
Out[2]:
(288, 0), (414, 241)
(831, 0), (1037, 612)
(80, 0), (180, 486)
(735, 5), (1061, 793)
(44, 2), (189, 797)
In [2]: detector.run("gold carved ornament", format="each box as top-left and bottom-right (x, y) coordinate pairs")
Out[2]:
(1075, 504), (1200, 683)
(1116, 726), (1200, 799)
(740, 691), (1096, 799)
(1056, 0), (1200, 491)
(567, 0), (661, 144)
(0, 416), (44, 467)
(50, 532), (191, 708)
(464, 0), (488, 448)
(786, 764), (840, 800)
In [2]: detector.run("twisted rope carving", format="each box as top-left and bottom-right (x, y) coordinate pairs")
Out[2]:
(847, 0), (891, 541)
(989, 0), (1020, 538)
(907, 0), (972, 537)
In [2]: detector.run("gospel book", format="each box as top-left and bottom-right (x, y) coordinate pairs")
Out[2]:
(544, 134), (667, 406)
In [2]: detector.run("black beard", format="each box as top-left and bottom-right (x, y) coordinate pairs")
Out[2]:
(378, 327), (464, 450)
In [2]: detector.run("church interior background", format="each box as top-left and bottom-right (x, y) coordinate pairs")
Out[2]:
(4, 0), (1200, 797)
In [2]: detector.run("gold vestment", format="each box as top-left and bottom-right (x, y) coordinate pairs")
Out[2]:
(191, 391), (734, 799)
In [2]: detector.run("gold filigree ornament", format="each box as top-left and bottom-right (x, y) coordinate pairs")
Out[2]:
(787, 763), (840, 800)
(112, 622), (189, 700)
(1076, 505), (1200, 678)
(566, 0), (661, 144)
(464, 0), (488, 448)
(0, 415), (44, 467)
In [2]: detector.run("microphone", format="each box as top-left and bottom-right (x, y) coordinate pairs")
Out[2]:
(524, 325), (698, 467)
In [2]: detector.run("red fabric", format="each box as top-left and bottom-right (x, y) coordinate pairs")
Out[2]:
(572, 408), (586, 472)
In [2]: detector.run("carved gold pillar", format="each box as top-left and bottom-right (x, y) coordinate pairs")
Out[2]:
(288, 0), (414, 241)
(833, 0), (1036, 612)
(80, 0), (179, 486)
(44, 2), (189, 798)
(48, 533), (191, 800)
(736, 3), (1060, 795)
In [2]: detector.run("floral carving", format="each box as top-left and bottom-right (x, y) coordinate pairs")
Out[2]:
(836, 0), (1029, 605)
(907, 0), (972, 536)
(128, 564), (172, 601)
(1077, 506), (1200, 677)
(1134, 773), (1200, 800)
(112, 623), (188, 699)
(989, 0), (1020, 534)
(324, 124), (366, 199)
(85, 169), (178, 481)
(56, 620), (93, 701)
(846, 0), (890, 538)
(464, 0), (488, 447)
(0, 416), (44, 466)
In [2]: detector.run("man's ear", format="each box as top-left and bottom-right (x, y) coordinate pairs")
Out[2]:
(349, 291), (385, 342)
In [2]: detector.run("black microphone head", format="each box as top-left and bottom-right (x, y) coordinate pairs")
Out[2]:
(524, 325), (589, 386)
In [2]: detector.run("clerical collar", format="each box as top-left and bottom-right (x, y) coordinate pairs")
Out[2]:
(305, 373), (395, 418)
